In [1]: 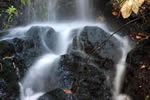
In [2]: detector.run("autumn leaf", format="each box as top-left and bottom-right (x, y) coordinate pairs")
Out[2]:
(121, 0), (145, 18)
(120, 0), (133, 18)
(64, 90), (72, 94)
(112, 11), (119, 16)
(3, 56), (14, 60)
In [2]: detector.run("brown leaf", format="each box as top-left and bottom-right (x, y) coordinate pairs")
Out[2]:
(133, 0), (144, 14)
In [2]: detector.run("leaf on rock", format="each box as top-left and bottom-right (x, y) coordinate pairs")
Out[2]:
(64, 90), (72, 94)
(3, 56), (14, 60)
(112, 11), (119, 16)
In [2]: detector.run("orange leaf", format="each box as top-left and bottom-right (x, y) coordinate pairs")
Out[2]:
(112, 12), (118, 16)
(64, 90), (72, 94)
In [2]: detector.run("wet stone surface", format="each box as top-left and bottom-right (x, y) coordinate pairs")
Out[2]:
(0, 26), (57, 100)
(0, 26), (122, 100)
(122, 38), (150, 100)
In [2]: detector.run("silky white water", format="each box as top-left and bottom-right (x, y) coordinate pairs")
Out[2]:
(26, 0), (57, 23)
(76, 0), (92, 20)
(0, 0), (132, 100)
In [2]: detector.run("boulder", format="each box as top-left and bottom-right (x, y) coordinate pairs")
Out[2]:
(59, 50), (112, 100)
(71, 26), (121, 62)
(57, 26), (120, 100)
(39, 88), (76, 100)
(0, 40), (26, 100)
(122, 38), (150, 100)
(0, 26), (57, 100)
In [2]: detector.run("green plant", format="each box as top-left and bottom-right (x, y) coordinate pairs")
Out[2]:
(6, 6), (17, 16)
(5, 6), (17, 29)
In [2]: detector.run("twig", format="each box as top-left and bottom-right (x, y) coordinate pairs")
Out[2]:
(89, 13), (150, 55)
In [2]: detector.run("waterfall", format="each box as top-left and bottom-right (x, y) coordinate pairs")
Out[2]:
(0, 0), (132, 100)
(26, 0), (57, 23)
(113, 36), (132, 100)
(76, 0), (92, 20)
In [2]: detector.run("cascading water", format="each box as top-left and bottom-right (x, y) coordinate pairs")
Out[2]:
(113, 35), (132, 100)
(26, 0), (57, 23)
(76, 0), (92, 20)
(0, 0), (132, 100)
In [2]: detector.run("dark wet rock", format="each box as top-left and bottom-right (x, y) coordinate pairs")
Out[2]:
(0, 40), (15, 57)
(25, 26), (58, 53)
(0, 26), (58, 100)
(122, 38), (150, 100)
(71, 26), (121, 62)
(10, 26), (58, 67)
(0, 79), (19, 100)
(57, 27), (120, 100)
(0, 40), (26, 100)
(39, 88), (77, 100)
(0, 26), (120, 100)
(59, 50), (112, 100)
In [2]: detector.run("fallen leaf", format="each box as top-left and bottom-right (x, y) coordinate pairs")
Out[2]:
(3, 56), (14, 60)
(129, 32), (150, 42)
(121, 0), (133, 18)
(112, 11), (118, 16)
(121, 0), (145, 18)
(64, 90), (72, 94)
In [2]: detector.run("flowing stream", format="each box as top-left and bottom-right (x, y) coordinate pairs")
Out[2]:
(0, 0), (131, 100)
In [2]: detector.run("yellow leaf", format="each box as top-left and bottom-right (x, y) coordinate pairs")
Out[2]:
(136, 0), (145, 6)
(120, 0), (145, 18)
(121, 0), (133, 18)
(3, 56), (14, 60)
(132, 0), (140, 14)
(133, 0), (144, 14)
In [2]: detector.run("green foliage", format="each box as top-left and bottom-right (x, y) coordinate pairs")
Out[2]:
(6, 6), (17, 16)
(5, 6), (17, 29)
(21, 0), (26, 5)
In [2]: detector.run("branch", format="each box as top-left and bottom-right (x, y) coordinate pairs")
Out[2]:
(89, 13), (150, 55)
